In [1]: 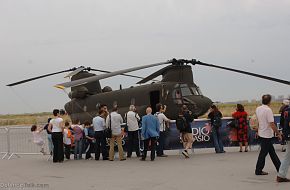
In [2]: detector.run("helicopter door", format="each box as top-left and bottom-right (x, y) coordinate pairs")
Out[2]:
(150, 91), (160, 114)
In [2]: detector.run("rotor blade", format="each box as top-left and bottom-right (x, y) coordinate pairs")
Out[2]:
(64, 66), (85, 78)
(191, 60), (290, 85)
(7, 69), (74, 87)
(55, 61), (171, 89)
(137, 65), (171, 84)
(89, 68), (159, 82)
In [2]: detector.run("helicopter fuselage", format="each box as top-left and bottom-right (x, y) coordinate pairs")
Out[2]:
(65, 82), (212, 123)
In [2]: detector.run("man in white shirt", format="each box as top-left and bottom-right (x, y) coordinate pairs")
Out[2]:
(255, 94), (282, 175)
(155, 103), (171, 157)
(93, 110), (108, 160)
(106, 107), (125, 161)
(125, 105), (141, 158)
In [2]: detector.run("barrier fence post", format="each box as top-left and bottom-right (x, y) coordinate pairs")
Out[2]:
(1, 127), (9, 159)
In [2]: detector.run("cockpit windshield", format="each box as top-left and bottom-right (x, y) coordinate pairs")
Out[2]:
(172, 84), (202, 104)
(172, 84), (202, 105)
(179, 84), (201, 96)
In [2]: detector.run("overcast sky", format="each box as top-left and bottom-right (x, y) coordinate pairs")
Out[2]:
(0, 0), (289, 114)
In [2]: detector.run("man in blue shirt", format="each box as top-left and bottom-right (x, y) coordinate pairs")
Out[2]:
(141, 107), (160, 161)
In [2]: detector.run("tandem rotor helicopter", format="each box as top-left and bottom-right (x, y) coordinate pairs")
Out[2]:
(7, 58), (290, 123)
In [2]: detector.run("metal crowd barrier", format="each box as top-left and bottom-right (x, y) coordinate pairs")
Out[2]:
(0, 127), (9, 159)
(0, 126), (49, 160)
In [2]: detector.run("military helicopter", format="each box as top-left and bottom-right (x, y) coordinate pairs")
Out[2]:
(7, 59), (290, 123)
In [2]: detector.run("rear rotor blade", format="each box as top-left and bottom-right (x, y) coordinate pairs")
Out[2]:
(7, 69), (75, 87)
(189, 59), (290, 85)
(89, 68), (159, 82)
(55, 61), (171, 89)
(64, 66), (85, 78)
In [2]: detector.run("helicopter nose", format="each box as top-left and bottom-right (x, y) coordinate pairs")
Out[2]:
(199, 96), (213, 114)
(186, 96), (212, 116)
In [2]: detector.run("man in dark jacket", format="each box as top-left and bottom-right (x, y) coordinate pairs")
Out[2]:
(179, 105), (194, 158)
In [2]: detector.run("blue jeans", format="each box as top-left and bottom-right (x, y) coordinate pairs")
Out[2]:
(278, 141), (290, 178)
(47, 134), (53, 153)
(212, 127), (224, 153)
(74, 139), (83, 159)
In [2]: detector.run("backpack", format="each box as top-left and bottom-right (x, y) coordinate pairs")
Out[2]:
(249, 114), (259, 131)
(67, 129), (74, 146)
(176, 115), (187, 132)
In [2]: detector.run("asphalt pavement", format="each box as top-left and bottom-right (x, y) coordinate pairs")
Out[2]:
(0, 146), (289, 190)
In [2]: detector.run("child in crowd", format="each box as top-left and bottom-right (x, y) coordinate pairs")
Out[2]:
(63, 121), (72, 160)
(72, 119), (84, 160)
(31, 125), (45, 155)
(84, 121), (95, 160)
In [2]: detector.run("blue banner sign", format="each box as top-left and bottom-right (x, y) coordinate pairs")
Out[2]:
(160, 115), (281, 150)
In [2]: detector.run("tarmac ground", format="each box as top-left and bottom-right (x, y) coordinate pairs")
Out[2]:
(0, 146), (289, 190)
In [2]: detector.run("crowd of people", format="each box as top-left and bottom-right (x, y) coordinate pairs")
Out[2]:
(33, 103), (196, 162)
(31, 95), (290, 183)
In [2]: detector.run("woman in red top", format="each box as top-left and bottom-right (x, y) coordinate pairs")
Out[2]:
(232, 104), (249, 152)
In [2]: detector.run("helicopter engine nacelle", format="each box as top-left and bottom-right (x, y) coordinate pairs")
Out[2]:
(68, 86), (89, 99)
(71, 71), (102, 94)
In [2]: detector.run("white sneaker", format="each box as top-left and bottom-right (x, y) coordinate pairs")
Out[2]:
(40, 149), (46, 155)
(182, 150), (189, 158)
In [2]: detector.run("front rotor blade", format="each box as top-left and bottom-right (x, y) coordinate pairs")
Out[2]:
(192, 60), (290, 85)
(55, 61), (170, 89)
(7, 69), (74, 87)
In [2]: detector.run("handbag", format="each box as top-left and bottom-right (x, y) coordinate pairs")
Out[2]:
(104, 114), (112, 138)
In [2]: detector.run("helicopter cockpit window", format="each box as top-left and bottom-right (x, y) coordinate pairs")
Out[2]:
(173, 84), (202, 105)
(196, 86), (203, 95)
(190, 87), (198, 95)
(179, 84), (194, 96)
(180, 86), (192, 96)
(180, 84), (202, 96)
